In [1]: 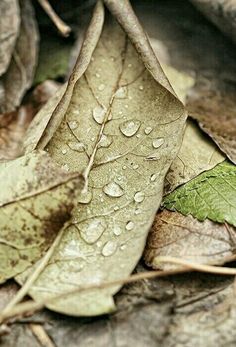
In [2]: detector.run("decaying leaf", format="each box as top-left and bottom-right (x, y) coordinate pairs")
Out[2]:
(19, 0), (186, 316)
(190, 0), (236, 43)
(165, 120), (225, 194)
(0, 150), (82, 283)
(0, 0), (39, 113)
(164, 161), (236, 227)
(144, 210), (236, 270)
(0, 0), (20, 76)
(187, 81), (236, 164)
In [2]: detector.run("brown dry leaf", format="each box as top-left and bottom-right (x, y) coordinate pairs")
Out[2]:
(19, 0), (186, 316)
(0, 0), (20, 76)
(0, 0), (39, 113)
(0, 150), (82, 283)
(144, 210), (236, 270)
(187, 80), (236, 164)
(0, 80), (60, 162)
(190, 0), (236, 43)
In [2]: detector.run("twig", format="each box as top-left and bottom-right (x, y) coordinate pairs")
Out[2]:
(37, 0), (71, 37)
(29, 324), (56, 347)
(1, 257), (236, 324)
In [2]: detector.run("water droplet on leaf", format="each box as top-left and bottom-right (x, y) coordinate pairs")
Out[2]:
(134, 191), (145, 203)
(152, 138), (164, 148)
(78, 218), (107, 244)
(102, 241), (117, 257)
(103, 182), (124, 197)
(98, 134), (112, 148)
(78, 190), (92, 204)
(98, 84), (105, 91)
(92, 105), (107, 124)
(68, 120), (78, 130)
(126, 221), (134, 230)
(144, 126), (153, 135)
(119, 119), (141, 137)
(115, 86), (127, 99)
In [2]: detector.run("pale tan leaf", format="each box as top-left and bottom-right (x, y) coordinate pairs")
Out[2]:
(18, 0), (186, 316)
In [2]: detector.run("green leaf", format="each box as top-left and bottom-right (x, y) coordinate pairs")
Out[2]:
(164, 161), (236, 226)
(19, 0), (186, 316)
(0, 150), (82, 283)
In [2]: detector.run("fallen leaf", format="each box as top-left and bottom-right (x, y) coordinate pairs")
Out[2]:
(187, 80), (236, 164)
(0, 0), (20, 76)
(19, 0), (186, 316)
(165, 119), (225, 194)
(0, 150), (82, 283)
(190, 0), (236, 43)
(144, 210), (236, 270)
(164, 161), (236, 226)
(0, 0), (39, 113)
(0, 80), (60, 162)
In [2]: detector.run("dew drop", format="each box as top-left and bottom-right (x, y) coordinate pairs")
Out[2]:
(122, 165), (127, 170)
(125, 104), (128, 108)
(68, 141), (86, 152)
(114, 206), (119, 211)
(95, 73), (100, 78)
(115, 86), (127, 99)
(150, 173), (157, 182)
(134, 191), (145, 203)
(139, 85), (144, 90)
(119, 111), (123, 115)
(113, 226), (122, 236)
(78, 190), (92, 204)
(152, 138), (164, 148)
(61, 149), (67, 155)
(128, 63), (132, 68)
(63, 240), (80, 257)
(92, 105), (106, 124)
(68, 120), (78, 130)
(146, 153), (161, 161)
(103, 182), (124, 197)
(98, 134), (112, 148)
(144, 126), (153, 135)
(98, 84), (105, 91)
(119, 119), (141, 137)
(78, 218), (106, 244)
(126, 221), (134, 231)
(133, 164), (139, 170)
(102, 241), (117, 257)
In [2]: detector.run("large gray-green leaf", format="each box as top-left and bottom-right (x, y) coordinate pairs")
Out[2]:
(164, 161), (236, 226)
(0, 0), (20, 76)
(0, 150), (82, 283)
(0, 0), (39, 113)
(19, 0), (186, 316)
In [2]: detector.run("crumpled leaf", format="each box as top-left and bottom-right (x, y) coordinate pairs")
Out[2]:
(187, 80), (236, 164)
(190, 0), (236, 43)
(0, 0), (39, 113)
(19, 0), (186, 316)
(0, 0), (20, 76)
(164, 161), (236, 226)
(165, 120), (225, 194)
(0, 150), (82, 283)
(144, 210), (236, 270)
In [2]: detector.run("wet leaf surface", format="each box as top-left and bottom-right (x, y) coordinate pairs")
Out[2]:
(0, 150), (82, 283)
(144, 210), (236, 270)
(0, 0), (39, 113)
(0, 0), (20, 76)
(19, 0), (186, 316)
(164, 161), (236, 227)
